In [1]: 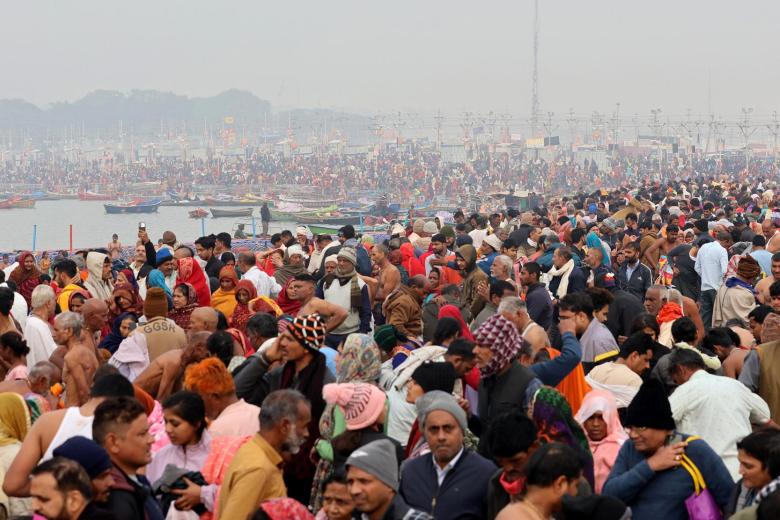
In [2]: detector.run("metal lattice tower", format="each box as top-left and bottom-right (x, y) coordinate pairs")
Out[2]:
(531, 0), (540, 136)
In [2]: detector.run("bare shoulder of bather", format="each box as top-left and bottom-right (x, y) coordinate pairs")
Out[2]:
(301, 297), (348, 332)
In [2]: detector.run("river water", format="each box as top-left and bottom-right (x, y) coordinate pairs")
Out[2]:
(0, 200), (297, 252)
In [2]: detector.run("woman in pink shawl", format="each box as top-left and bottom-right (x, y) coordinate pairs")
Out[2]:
(176, 257), (211, 307)
(573, 389), (627, 493)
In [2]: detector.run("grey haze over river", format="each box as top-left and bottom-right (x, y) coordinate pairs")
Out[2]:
(0, 200), (295, 252)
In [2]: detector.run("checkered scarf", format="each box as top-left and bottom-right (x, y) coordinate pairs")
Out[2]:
(288, 313), (327, 352)
(473, 314), (523, 378)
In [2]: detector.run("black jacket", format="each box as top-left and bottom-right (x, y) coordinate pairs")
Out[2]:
(105, 464), (163, 520)
(605, 289), (645, 340)
(400, 450), (496, 520)
(548, 266), (587, 299)
(203, 255), (223, 279)
(524, 282), (553, 330)
(616, 261), (652, 301)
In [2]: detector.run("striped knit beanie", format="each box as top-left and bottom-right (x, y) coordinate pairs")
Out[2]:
(288, 313), (326, 352)
(473, 314), (523, 377)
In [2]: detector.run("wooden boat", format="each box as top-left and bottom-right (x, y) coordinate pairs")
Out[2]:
(104, 199), (161, 214)
(0, 197), (36, 209)
(189, 208), (209, 219)
(210, 207), (253, 218)
(278, 196), (344, 208)
(79, 191), (114, 201)
(296, 214), (363, 226)
(307, 223), (390, 235)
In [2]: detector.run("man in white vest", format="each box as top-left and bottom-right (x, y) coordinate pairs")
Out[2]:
(316, 247), (372, 348)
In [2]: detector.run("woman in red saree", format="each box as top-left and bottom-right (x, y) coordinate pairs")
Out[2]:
(176, 257), (211, 307)
(276, 278), (302, 316)
(229, 280), (257, 333)
(169, 283), (199, 330)
(9, 252), (41, 306)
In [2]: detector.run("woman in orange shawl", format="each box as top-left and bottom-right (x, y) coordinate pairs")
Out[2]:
(176, 257), (211, 307)
(9, 252), (41, 306)
(229, 280), (256, 334)
(211, 266), (238, 319)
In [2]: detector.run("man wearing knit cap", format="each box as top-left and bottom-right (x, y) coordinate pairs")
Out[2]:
(346, 439), (432, 520)
(317, 247), (371, 347)
(405, 362), (457, 404)
(52, 436), (114, 503)
(603, 379), (734, 519)
(712, 254), (760, 327)
(401, 391), (497, 519)
(153, 247), (177, 292)
(233, 314), (335, 504)
(137, 287), (187, 362)
(473, 315), (542, 425)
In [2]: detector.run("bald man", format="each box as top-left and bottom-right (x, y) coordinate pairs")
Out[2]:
(81, 299), (109, 354)
(190, 307), (218, 333)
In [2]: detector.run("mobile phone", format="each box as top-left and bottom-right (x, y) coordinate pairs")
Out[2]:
(138, 222), (146, 230)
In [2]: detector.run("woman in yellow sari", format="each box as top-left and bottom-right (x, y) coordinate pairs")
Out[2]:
(0, 392), (32, 517)
(211, 266), (239, 319)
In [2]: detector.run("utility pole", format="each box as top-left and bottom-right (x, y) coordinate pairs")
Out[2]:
(565, 108), (578, 152)
(737, 107), (756, 171)
(767, 111), (780, 159)
(392, 111), (405, 148)
(434, 110), (444, 151)
(649, 108), (664, 172)
(530, 0), (540, 136)
(542, 112), (556, 139)
(611, 103), (621, 146)
(591, 111), (604, 147)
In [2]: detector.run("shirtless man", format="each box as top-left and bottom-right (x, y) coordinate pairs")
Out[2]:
(293, 274), (348, 332)
(371, 244), (401, 305)
(54, 312), (99, 407)
(81, 299), (109, 356)
(2, 372), (134, 498)
(107, 233), (122, 259)
(755, 253), (780, 304)
(134, 331), (211, 401)
(190, 307), (219, 333)
(642, 224), (680, 274)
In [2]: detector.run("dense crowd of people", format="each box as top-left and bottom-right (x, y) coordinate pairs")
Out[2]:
(4, 147), (778, 199)
(4, 170), (780, 519)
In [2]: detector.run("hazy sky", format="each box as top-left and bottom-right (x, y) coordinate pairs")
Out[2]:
(4, 1), (780, 120)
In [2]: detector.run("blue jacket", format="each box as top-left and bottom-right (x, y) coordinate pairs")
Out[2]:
(603, 434), (733, 520)
(400, 449), (497, 520)
(477, 251), (498, 276)
(531, 332), (582, 386)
